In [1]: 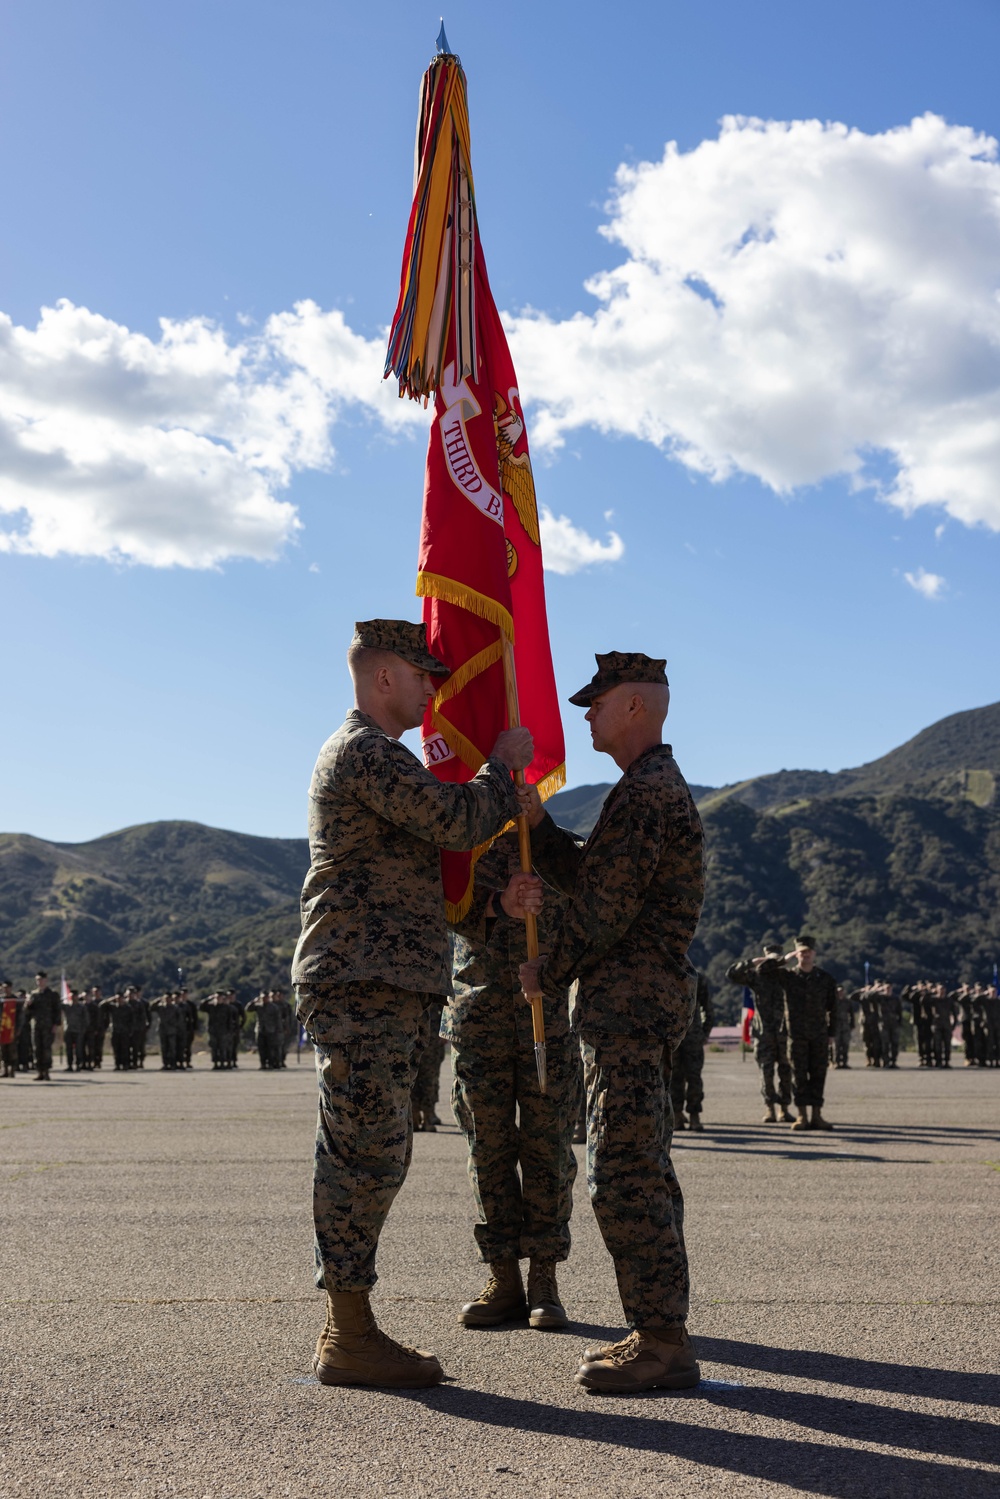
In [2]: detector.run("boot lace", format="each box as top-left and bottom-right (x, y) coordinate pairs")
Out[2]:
(528, 1264), (559, 1306)
(606, 1331), (645, 1365)
(589, 1331), (641, 1363)
(477, 1273), (509, 1304)
(369, 1326), (426, 1362)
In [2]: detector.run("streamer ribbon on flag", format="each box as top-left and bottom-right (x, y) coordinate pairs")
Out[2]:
(386, 45), (565, 919)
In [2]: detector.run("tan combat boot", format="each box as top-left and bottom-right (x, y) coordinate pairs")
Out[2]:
(811, 1107), (833, 1130)
(687, 1111), (704, 1133)
(779, 1105), (796, 1123)
(527, 1257), (568, 1330)
(458, 1259), (527, 1326)
(761, 1104), (777, 1123)
(576, 1325), (700, 1393)
(313, 1290), (443, 1388)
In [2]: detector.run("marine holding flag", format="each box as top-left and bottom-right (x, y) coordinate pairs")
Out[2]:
(382, 38), (579, 1349)
(292, 38), (573, 1395)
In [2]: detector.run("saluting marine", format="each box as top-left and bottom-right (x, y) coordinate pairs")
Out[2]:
(727, 944), (795, 1122)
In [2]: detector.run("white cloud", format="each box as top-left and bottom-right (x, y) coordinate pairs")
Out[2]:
(539, 504), (624, 574)
(0, 297), (618, 573)
(508, 113), (1000, 530)
(0, 298), (422, 567)
(904, 566), (946, 599)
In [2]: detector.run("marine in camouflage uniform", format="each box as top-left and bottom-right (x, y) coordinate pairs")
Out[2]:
(153, 993), (182, 1069)
(292, 619), (528, 1390)
(727, 945), (794, 1121)
(273, 989), (295, 1067)
(178, 990), (197, 1068)
(409, 1001), (446, 1129)
(26, 973), (62, 1081)
(832, 986), (855, 1068)
(876, 983), (902, 1068)
(446, 831), (580, 1329)
(201, 993), (229, 1068)
(761, 938), (837, 1129)
(62, 991), (88, 1071)
(103, 993), (132, 1069)
(930, 984), (957, 1067)
(853, 986), (883, 1067)
(16, 992), (34, 1073)
(669, 973), (714, 1131)
(982, 987), (1000, 1066)
(87, 988), (107, 1068)
(248, 992), (284, 1068)
(223, 991), (244, 1067)
(521, 651), (704, 1394)
(901, 982), (933, 1066)
(126, 989), (150, 1069)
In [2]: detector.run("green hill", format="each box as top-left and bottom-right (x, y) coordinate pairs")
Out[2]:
(0, 822), (306, 997)
(2, 703), (997, 1014)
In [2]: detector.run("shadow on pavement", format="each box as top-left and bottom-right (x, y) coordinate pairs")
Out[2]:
(676, 1144), (903, 1163)
(398, 1386), (998, 1497)
(695, 1337), (1000, 1407)
(702, 1123), (1000, 1144)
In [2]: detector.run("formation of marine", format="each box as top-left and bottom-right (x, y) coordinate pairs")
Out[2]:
(0, 978), (298, 1078)
(722, 953), (999, 1125)
(835, 978), (997, 1071)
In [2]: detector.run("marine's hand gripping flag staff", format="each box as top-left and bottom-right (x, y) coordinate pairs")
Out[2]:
(385, 25), (565, 1092)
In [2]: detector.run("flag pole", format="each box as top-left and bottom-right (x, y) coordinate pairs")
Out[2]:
(501, 634), (547, 1094)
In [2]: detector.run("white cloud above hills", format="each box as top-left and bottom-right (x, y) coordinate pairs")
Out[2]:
(1, 111), (998, 569)
(510, 113), (1000, 530)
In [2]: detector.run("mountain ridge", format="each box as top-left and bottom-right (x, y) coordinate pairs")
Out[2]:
(2, 701), (997, 1015)
(545, 699), (1000, 833)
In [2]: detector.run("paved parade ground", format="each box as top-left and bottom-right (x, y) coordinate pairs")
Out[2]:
(2, 1050), (998, 1499)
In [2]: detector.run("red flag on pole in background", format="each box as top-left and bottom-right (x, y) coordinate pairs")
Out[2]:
(385, 37), (565, 919)
(741, 987), (755, 1046)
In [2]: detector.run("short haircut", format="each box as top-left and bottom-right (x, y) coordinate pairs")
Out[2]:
(347, 642), (399, 680)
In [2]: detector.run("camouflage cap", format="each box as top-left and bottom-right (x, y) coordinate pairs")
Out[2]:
(795, 934), (817, 950)
(351, 619), (449, 677)
(568, 651), (669, 707)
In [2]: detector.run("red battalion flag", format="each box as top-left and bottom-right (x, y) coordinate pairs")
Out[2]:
(385, 33), (565, 919)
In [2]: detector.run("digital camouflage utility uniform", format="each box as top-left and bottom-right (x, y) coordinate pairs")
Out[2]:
(930, 990), (957, 1067)
(762, 960), (837, 1109)
(62, 998), (88, 1070)
(669, 973), (714, 1121)
(292, 707), (519, 1294)
(410, 1001), (446, 1120)
(26, 985), (62, 1076)
(727, 958), (792, 1105)
(877, 988), (902, 1067)
(853, 987), (883, 1066)
(529, 744), (705, 1331)
(833, 989), (856, 1067)
(446, 831), (580, 1265)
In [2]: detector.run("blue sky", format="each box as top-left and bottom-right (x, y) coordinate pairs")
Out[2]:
(2, 0), (999, 842)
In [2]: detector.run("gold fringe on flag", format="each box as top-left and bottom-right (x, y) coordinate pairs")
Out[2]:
(416, 571), (514, 641)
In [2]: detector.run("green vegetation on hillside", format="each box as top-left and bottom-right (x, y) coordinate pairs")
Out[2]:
(2, 703), (997, 1018)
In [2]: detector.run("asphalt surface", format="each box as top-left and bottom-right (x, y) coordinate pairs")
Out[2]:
(2, 1048), (998, 1498)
